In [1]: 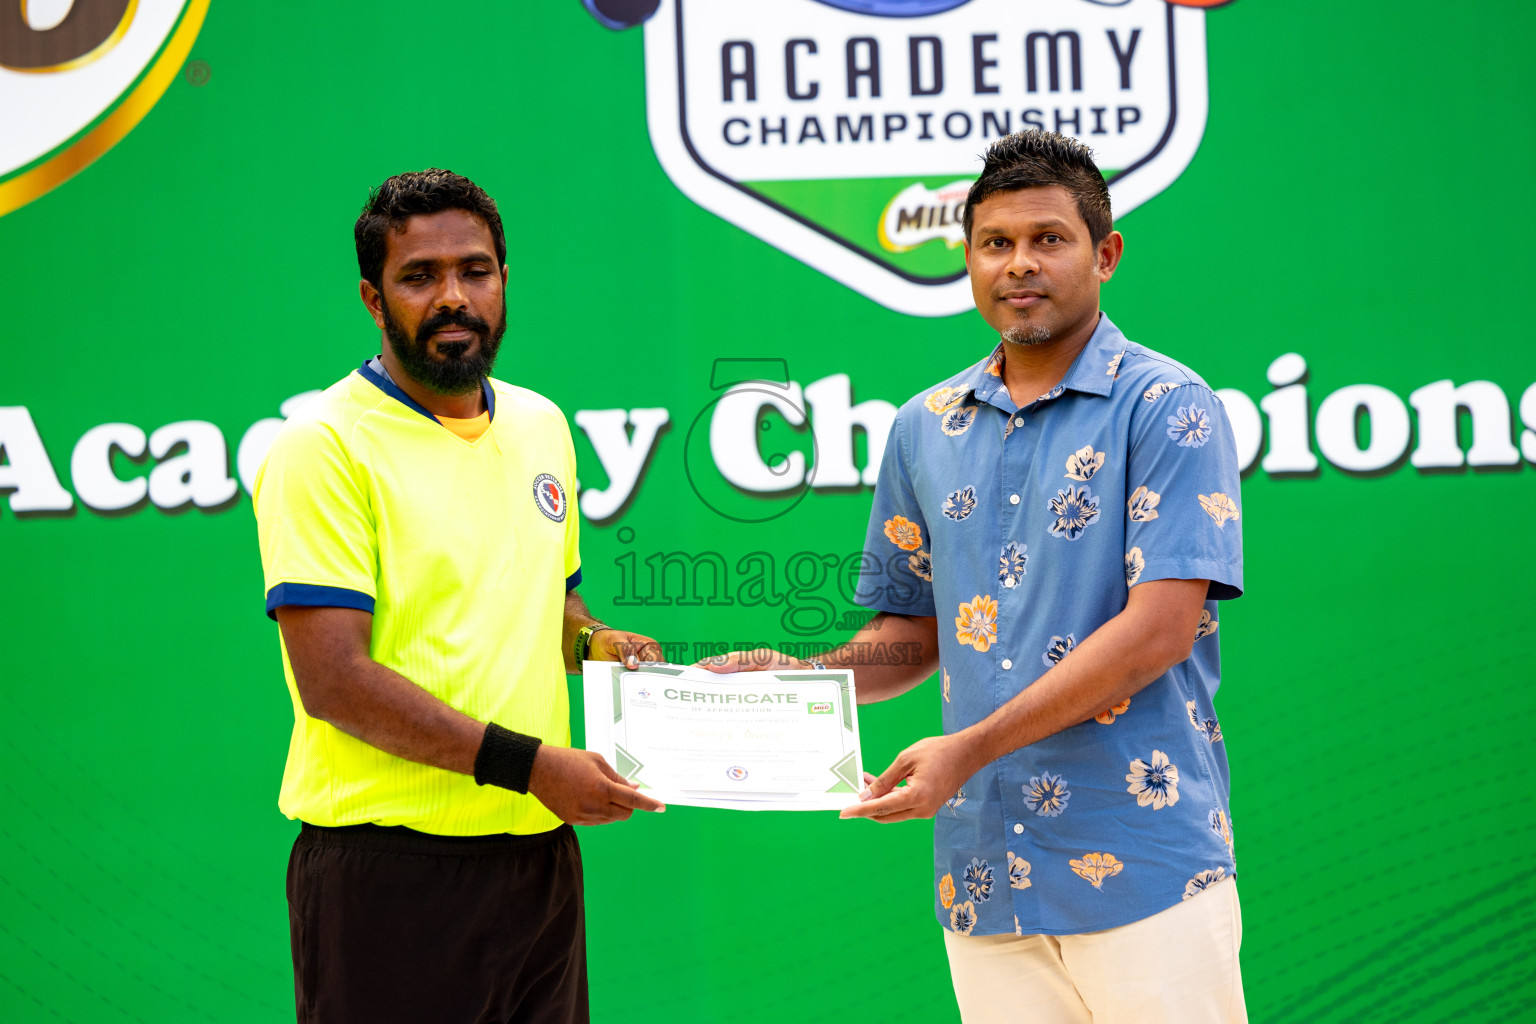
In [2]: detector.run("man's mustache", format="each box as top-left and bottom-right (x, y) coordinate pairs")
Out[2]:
(415, 310), (491, 344)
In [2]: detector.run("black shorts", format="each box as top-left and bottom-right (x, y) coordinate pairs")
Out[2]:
(287, 821), (587, 1024)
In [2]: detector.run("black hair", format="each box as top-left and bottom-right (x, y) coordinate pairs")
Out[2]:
(354, 169), (507, 288)
(963, 131), (1112, 244)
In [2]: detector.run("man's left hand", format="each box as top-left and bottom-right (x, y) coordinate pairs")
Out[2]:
(592, 629), (664, 670)
(839, 733), (979, 823)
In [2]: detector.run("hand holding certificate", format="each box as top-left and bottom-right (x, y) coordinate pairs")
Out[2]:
(582, 662), (865, 811)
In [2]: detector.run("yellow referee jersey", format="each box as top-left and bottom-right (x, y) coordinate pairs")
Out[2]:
(252, 363), (580, 836)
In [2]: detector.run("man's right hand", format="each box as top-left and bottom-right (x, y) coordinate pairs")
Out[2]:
(526, 745), (666, 825)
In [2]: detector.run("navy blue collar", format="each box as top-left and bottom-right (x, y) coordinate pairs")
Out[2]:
(356, 359), (496, 424)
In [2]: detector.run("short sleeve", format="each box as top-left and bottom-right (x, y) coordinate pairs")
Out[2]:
(562, 416), (582, 591)
(856, 412), (937, 617)
(1125, 384), (1244, 601)
(253, 418), (379, 620)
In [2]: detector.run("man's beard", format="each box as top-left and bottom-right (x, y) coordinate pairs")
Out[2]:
(1002, 319), (1052, 347)
(382, 298), (506, 395)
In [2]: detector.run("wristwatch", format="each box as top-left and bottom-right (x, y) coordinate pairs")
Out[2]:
(574, 623), (609, 665)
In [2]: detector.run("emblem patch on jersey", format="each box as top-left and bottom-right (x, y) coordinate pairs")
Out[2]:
(533, 473), (567, 522)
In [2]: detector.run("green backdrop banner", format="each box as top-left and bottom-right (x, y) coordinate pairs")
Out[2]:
(2, 1), (1533, 1021)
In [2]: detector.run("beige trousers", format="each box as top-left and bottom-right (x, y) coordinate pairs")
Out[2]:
(943, 877), (1247, 1024)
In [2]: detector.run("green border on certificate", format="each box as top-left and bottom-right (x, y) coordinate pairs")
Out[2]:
(582, 662), (865, 811)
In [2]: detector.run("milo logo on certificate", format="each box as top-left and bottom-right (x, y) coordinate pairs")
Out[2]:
(808, 702), (834, 714)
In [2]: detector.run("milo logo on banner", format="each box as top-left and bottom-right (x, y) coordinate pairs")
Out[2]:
(638, 0), (1217, 315)
(808, 702), (834, 714)
(0, 0), (210, 218)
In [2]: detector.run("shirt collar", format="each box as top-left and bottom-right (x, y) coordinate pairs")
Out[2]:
(961, 313), (1129, 408)
(357, 356), (497, 424)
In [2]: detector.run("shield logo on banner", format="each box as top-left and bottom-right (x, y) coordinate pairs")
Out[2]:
(642, 0), (1210, 316)
(0, 0), (210, 218)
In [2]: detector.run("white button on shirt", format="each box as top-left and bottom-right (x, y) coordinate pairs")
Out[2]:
(1001, 659), (1013, 670)
(1009, 494), (1020, 504)
(1013, 823), (1024, 835)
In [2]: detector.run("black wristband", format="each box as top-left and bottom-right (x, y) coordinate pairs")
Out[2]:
(473, 722), (543, 794)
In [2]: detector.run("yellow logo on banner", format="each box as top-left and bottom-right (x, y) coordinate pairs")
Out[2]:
(0, 0), (210, 218)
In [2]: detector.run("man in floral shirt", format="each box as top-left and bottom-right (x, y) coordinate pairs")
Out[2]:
(708, 131), (1246, 1023)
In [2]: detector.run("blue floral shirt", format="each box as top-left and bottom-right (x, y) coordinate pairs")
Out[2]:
(858, 314), (1243, 937)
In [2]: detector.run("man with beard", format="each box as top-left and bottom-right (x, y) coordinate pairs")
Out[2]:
(705, 132), (1247, 1022)
(253, 169), (664, 1024)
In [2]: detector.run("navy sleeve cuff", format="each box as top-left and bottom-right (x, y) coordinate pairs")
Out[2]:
(265, 583), (376, 621)
(566, 568), (582, 592)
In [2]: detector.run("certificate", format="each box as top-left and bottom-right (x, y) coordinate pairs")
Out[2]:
(582, 662), (864, 811)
